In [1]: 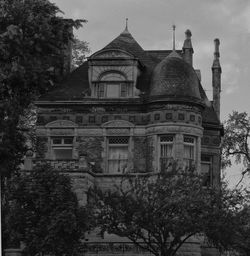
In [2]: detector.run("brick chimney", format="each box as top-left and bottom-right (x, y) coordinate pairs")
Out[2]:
(182, 29), (193, 66)
(212, 38), (222, 120)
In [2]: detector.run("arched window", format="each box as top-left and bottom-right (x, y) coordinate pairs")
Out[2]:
(100, 72), (126, 81)
(96, 72), (129, 98)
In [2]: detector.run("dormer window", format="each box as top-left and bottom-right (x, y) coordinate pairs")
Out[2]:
(95, 71), (131, 98)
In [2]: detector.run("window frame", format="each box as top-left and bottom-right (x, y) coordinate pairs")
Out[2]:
(51, 136), (74, 160)
(159, 134), (175, 172)
(95, 71), (132, 98)
(201, 154), (213, 186)
(106, 136), (130, 174)
(183, 135), (196, 169)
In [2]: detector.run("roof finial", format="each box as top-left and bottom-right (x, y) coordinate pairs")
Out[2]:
(172, 24), (176, 51)
(121, 18), (129, 34)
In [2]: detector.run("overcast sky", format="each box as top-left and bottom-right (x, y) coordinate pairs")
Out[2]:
(52, 0), (250, 186)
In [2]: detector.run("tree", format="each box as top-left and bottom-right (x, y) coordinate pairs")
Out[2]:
(90, 167), (247, 256)
(0, 0), (86, 177)
(71, 37), (90, 70)
(230, 205), (250, 256)
(222, 111), (250, 174)
(3, 165), (88, 256)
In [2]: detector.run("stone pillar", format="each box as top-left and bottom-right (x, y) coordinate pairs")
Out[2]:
(175, 133), (183, 160)
(196, 137), (201, 172)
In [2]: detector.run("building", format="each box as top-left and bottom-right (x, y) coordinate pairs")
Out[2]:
(25, 24), (223, 255)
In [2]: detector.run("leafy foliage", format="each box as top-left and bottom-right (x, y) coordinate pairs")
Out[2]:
(222, 111), (250, 172)
(0, 0), (86, 176)
(230, 205), (250, 255)
(3, 165), (87, 255)
(90, 168), (248, 256)
(71, 37), (90, 70)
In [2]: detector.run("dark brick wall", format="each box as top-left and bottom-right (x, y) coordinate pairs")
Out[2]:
(146, 136), (154, 171)
(133, 137), (147, 172)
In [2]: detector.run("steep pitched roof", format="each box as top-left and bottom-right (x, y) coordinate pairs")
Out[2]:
(37, 29), (221, 126)
(39, 61), (89, 101)
(102, 30), (155, 68)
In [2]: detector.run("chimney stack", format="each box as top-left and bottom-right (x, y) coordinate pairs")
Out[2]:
(182, 29), (193, 66)
(212, 38), (222, 120)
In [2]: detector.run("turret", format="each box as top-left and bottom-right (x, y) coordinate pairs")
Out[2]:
(182, 29), (193, 66)
(212, 38), (222, 120)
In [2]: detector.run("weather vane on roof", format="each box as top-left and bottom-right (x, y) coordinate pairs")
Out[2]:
(125, 18), (128, 31)
(172, 24), (176, 51)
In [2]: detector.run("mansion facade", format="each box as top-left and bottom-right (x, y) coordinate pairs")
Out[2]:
(24, 25), (223, 256)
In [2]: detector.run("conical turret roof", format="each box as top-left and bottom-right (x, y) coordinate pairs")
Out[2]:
(149, 51), (201, 102)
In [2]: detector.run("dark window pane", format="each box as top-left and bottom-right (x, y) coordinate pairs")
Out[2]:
(76, 116), (83, 123)
(102, 116), (108, 123)
(166, 113), (173, 120)
(52, 138), (62, 144)
(184, 136), (194, 143)
(64, 138), (73, 144)
(160, 135), (174, 142)
(89, 116), (95, 123)
(129, 116), (135, 122)
(98, 84), (105, 97)
(154, 113), (160, 120)
(121, 84), (127, 97)
(190, 115), (195, 122)
(49, 116), (57, 122)
(54, 149), (72, 159)
(178, 113), (185, 120)
(109, 137), (129, 144)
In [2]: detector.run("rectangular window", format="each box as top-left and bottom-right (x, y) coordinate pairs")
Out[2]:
(201, 155), (213, 186)
(98, 84), (105, 98)
(51, 137), (73, 160)
(97, 83), (130, 98)
(106, 84), (120, 98)
(160, 135), (174, 172)
(108, 137), (129, 173)
(120, 84), (127, 97)
(183, 136), (195, 169)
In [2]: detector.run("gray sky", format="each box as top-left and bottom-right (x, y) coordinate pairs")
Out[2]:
(52, 0), (250, 186)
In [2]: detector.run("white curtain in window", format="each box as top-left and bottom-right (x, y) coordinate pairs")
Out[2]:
(184, 145), (194, 159)
(160, 144), (173, 158)
(108, 146), (128, 173)
(160, 144), (173, 170)
(183, 145), (194, 168)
